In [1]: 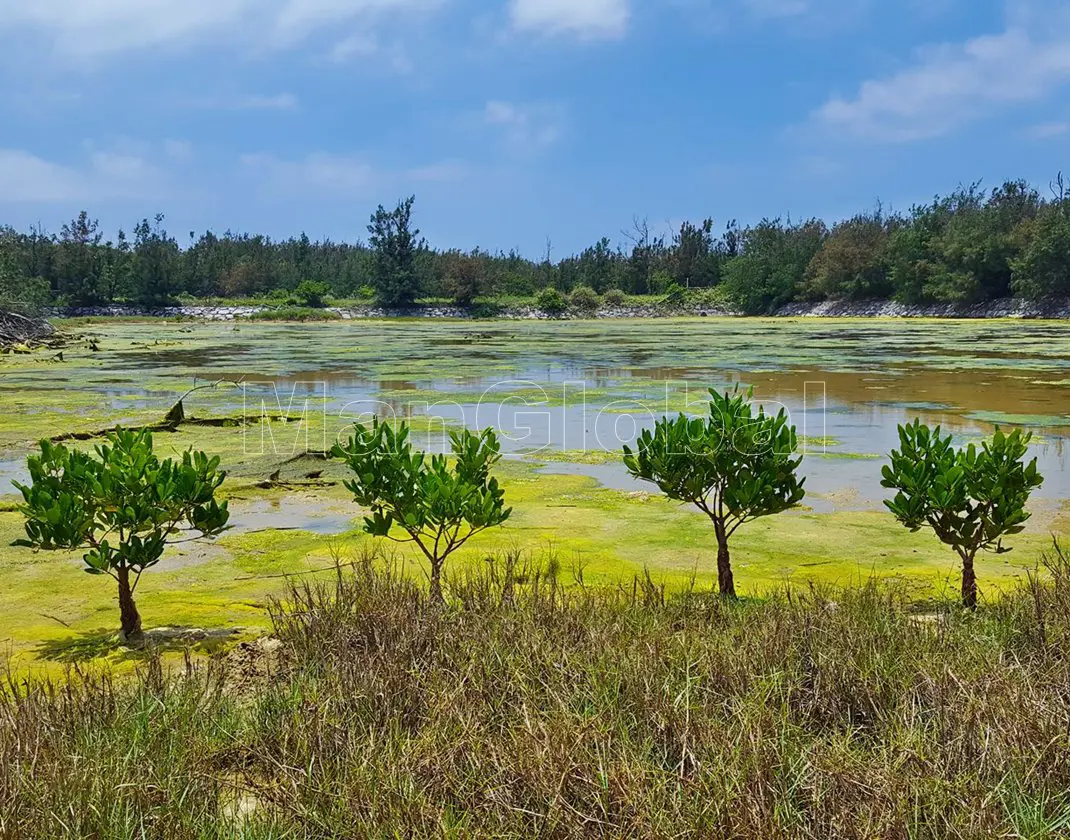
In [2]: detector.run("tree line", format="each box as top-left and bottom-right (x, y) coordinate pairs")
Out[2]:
(3, 174), (1070, 313)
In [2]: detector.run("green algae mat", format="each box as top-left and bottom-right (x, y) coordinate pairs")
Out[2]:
(2, 317), (1069, 673)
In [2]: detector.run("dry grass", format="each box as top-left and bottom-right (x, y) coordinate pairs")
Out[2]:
(4, 546), (1070, 838)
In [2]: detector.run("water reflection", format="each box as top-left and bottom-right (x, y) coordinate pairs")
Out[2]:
(4, 320), (1070, 513)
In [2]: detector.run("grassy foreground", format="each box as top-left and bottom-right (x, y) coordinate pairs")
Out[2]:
(4, 549), (1070, 838)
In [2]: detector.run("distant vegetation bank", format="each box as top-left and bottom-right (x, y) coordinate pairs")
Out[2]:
(3, 176), (1070, 316)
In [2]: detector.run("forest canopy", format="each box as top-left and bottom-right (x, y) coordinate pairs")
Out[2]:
(2, 176), (1070, 314)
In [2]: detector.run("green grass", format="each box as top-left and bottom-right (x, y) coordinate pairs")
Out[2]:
(5, 553), (1070, 837)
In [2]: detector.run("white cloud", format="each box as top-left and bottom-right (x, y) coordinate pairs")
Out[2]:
(0, 150), (88, 203)
(0, 0), (437, 59)
(329, 33), (380, 60)
(163, 139), (195, 160)
(815, 3), (1070, 141)
(240, 152), (379, 196)
(484, 100), (563, 154)
(327, 33), (412, 72)
(89, 150), (156, 181)
(666, 0), (866, 32)
(1028, 121), (1070, 139)
(742, 0), (810, 18)
(191, 93), (299, 110)
(406, 160), (469, 182)
(509, 0), (629, 40)
(0, 144), (168, 203)
(236, 93), (299, 110)
(239, 151), (465, 197)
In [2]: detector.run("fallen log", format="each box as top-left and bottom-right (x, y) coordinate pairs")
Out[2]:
(0, 309), (55, 350)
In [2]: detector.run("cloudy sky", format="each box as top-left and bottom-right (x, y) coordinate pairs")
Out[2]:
(1, 0), (1068, 255)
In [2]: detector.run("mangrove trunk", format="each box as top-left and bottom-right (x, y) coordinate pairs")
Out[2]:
(961, 552), (978, 611)
(117, 566), (143, 641)
(715, 524), (736, 599)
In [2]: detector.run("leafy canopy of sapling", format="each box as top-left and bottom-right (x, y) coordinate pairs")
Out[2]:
(14, 429), (229, 640)
(332, 420), (511, 601)
(882, 420), (1042, 609)
(623, 386), (805, 598)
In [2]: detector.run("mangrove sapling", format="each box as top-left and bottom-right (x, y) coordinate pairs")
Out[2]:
(332, 420), (511, 602)
(882, 421), (1043, 609)
(13, 429), (230, 640)
(623, 386), (805, 598)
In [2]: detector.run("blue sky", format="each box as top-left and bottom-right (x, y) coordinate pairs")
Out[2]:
(1, 0), (1068, 256)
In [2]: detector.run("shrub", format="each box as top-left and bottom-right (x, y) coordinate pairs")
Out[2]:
(14, 430), (229, 640)
(293, 280), (332, 308)
(882, 421), (1043, 608)
(332, 420), (511, 602)
(569, 285), (601, 312)
(469, 300), (503, 319)
(535, 287), (567, 315)
(246, 307), (341, 322)
(660, 281), (686, 304)
(624, 386), (805, 597)
(602, 288), (626, 307)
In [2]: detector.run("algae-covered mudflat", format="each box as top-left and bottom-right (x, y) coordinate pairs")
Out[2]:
(2, 317), (1069, 672)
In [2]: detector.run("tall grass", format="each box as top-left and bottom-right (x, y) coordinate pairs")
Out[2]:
(4, 545), (1070, 838)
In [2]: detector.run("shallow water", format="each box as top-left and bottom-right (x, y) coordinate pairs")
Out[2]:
(225, 498), (356, 536)
(5, 318), (1070, 508)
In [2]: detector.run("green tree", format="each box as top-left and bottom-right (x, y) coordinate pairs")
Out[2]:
(623, 218), (665, 295)
(1012, 198), (1070, 298)
(332, 421), (511, 602)
(673, 219), (716, 289)
(889, 182), (1039, 304)
(0, 227), (49, 311)
(438, 250), (486, 305)
(624, 387), (805, 598)
(804, 210), (893, 300)
(55, 211), (103, 304)
(720, 219), (826, 314)
(14, 430), (230, 640)
(368, 196), (422, 306)
(882, 421), (1043, 609)
(577, 237), (616, 292)
(132, 215), (181, 305)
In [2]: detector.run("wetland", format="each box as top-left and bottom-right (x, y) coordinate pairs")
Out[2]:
(2, 316), (1069, 671)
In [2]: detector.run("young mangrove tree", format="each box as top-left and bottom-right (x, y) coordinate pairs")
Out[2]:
(882, 421), (1043, 609)
(14, 429), (230, 640)
(332, 420), (511, 602)
(623, 387), (805, 598)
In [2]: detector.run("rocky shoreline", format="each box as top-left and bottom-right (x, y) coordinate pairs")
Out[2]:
(774, 299), (1070, 319)
(55, 303), (726, 321)
(54, 298), (1070, 321)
